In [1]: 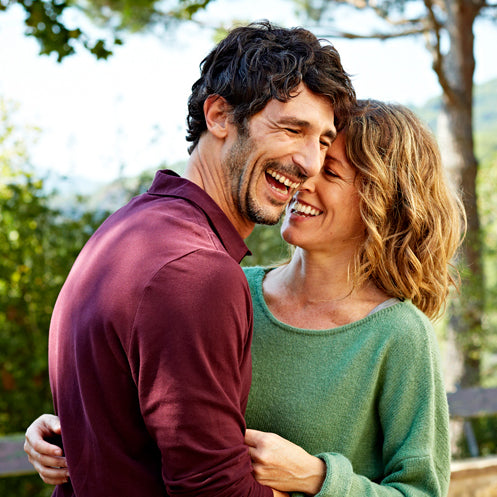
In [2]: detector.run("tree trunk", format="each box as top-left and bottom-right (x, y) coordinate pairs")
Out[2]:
(308, 0), (486, 389)
(437, 0), (484, 391)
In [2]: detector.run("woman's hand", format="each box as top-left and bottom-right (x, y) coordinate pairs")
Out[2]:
(24, 414), (69, 485)
(245, 429), (326, 495)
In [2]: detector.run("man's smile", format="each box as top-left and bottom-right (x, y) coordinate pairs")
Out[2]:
(265, 168), (301, 195)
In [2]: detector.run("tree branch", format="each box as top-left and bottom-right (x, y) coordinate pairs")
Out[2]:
(422, 0), (458, 104)
(313, 26), (427, 39)
(311, 1), (430, 38)
(329, 0), (430, 28)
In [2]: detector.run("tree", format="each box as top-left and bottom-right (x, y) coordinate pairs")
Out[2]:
(3, 0), (494, 388)
(243, 222), (291, 268)
(0, 0), (214, 61)
(1, 0), (114, 60)
(0, 98), (108, 495)
(292, 0), (496, 390)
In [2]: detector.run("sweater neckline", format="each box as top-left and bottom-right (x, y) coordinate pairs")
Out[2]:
(250, 266), (404, 336)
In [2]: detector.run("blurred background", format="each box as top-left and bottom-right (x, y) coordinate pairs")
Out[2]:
(1, 0), (496, 495)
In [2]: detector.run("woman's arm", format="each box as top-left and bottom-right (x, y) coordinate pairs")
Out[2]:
(26, 415), (289, 497)
(245, 429), (325, 495)
(24, 414), (69, 485)
(245, 317), (450, 497)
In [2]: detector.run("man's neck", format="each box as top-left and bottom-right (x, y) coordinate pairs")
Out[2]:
(184, 147), (255, 240)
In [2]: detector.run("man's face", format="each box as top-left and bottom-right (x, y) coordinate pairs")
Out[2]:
(223, 84), (336, 226)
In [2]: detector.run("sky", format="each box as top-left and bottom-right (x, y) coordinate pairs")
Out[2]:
(1, 0), (497, 185)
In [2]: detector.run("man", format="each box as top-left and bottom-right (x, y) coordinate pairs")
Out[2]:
(25, 21), (355, 496)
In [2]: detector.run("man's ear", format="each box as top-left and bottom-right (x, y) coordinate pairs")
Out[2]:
(203, 95), (231, 139)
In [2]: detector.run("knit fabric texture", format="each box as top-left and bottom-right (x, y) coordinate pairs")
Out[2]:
(244, 266), (450, 497)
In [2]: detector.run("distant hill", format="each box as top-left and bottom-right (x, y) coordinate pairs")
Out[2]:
(52, 161), (187, 215)
(413, 78), (497, 130)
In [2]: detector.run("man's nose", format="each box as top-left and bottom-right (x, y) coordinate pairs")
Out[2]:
(293, 139), (323, 180)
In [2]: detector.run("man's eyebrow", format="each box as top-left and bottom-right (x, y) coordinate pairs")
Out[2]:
(278, 117), (336, 140)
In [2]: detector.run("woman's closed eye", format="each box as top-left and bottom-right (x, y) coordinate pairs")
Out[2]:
(324, 168), (339, 178)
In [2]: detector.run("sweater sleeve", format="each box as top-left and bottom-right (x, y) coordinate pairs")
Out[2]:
(128, 249), (272, 497)
(303, 315), (451, 497)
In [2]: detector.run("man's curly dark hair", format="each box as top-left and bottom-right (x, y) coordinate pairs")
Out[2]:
(186, 20), (356, 154)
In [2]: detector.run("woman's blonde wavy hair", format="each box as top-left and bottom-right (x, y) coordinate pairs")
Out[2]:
(346, 100), (466, 319)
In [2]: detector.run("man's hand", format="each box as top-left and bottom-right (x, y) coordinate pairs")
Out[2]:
(245, 429), (325, 495)
(24, 414), (69, 485)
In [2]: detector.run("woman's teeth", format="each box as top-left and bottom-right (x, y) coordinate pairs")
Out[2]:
(292, 201), (322, 217)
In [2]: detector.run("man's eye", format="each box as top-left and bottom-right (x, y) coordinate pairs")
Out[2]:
(286, 128), (299, 134)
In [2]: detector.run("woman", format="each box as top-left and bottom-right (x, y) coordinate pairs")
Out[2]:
(25, 100), (465, 496)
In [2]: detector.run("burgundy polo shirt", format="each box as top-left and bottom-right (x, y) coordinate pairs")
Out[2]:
(49, 170), (271, 497)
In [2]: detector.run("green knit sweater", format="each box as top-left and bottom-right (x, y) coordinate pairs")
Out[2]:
(243, 266), (450, 497)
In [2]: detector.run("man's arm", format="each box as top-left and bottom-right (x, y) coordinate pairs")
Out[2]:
(25, 417), (288, 496)
(129, 250), (272, 497)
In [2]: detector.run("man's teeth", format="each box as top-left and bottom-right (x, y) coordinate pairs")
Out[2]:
(293, 201), (321, 216)
(267, 169), (300, 189)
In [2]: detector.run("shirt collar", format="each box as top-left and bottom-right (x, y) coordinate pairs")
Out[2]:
(147, 169), (251, 264)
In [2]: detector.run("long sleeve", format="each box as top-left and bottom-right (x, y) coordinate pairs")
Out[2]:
(129, 251), (272, 497)
(309, 317), (450, 497)
(244, 266), (450, 497)
(50, 175), (269, 497)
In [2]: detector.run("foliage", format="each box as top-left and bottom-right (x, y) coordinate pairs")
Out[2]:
(424, 79), (497, 389)
(455, 416), (497, 459)
(0, 167), (106, 428)
(0, 0), (217, 61)
(478, 148), (497, 384)
(457, 88), (497, 455)
(0, 0), (119, 61)
(299, 0), (496, 39)
(0, 99), (107, 495)
(298, 0), (495, 394)
(243, 222), (291, 268)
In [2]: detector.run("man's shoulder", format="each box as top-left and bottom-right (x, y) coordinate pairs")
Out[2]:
(117, 192), (211, 231)
(161, 248), (248, 290)
(97, 194), (224, 257)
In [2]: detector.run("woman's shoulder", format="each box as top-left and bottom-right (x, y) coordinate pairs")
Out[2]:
(374, 300), (439, 353)
(387, 300), (432, 324)
(242, 265), (265, 275)
(242, 265), (269, 282)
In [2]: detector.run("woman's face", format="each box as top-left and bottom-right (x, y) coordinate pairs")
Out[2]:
(280, 132), (365, 256)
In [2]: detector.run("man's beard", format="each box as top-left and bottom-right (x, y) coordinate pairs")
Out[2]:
(223, 132), (282, 226)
